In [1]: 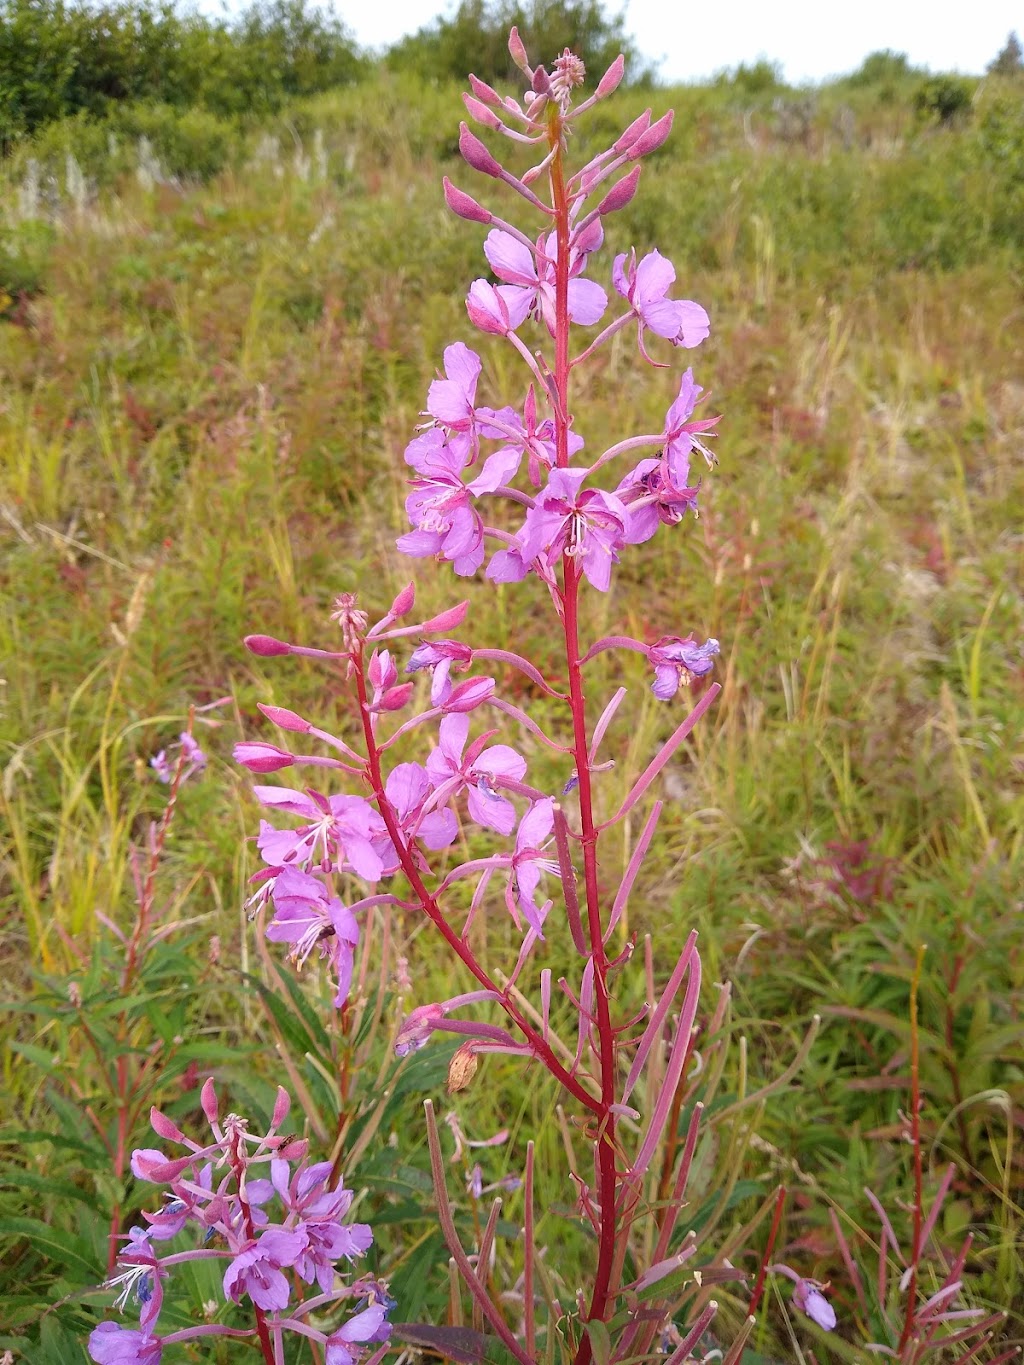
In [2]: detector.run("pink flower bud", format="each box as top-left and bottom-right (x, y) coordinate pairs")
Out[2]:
(466, 279), (511, 335)
(234, 741), (294, 773)
(507, 26), (532, 77)
(443, 178), (492, 225)
(201, 1076), (219, 1123)
(258, 703), (310, 733)
(379, 682), (415, 711)
(395, 1001), (447, 1057)
(628, 110), (674, 160)
(389, 581), (416, 618)
(131, 1147), (195, 1182)
(595, 54), (625, 98)
(245, 633), (290, 656)
(468, 74), (503, 107)
(368, 649), (398, 691)
(459, 123), (502, 178)
(463, 95), (503, 130)
(597, 165), (642, 215)
(421, 600), (470, 633)
(271, 1087), (291, 1129)
(443, 676), (495, 712)
(149, 1108), (188, 1144)
(614, 110), (651, 154)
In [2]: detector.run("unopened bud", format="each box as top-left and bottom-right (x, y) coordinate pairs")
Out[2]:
(389, 581), (416, 618)
(597, 165), (642, 215)
(468, 74), (503, 108)
(443, 676), (495, 712)
(271, 1087), (291, 1129)
(463, 95), (503, 130)
(421, 601), (470, 633)
(614, 109), (652, 154)
(628, 110), (674, 160)
(258, 703), (310, 733)
(459, 123), (502, 179)
(201, 1077), (219, 1124)
(245, 633), (290, 656)
(443, 178), (492, 225)
(507, 25), (531, 78)
(595, 54), (625, 98)
(234, 741), (294, 773)
(379, 682), (414, 711)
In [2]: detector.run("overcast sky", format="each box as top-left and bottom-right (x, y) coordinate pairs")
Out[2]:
(326, 0), (1020, 85)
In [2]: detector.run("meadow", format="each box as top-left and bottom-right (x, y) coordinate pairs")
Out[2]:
(1, 44), (1023, 1364)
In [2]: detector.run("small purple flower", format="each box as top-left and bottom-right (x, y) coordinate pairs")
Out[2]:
(253, 787), (386, 883)
(661, 367), (719, 484)
(406, 638), (473, 705)
(151, 732), (207, 784)
(615, 459), (699, 544)
(427, 342), (483, 454)
(223, 1226), (305, 1311)
(482, 227), (607, 336)
(612, 249), (710, 364)
(397, 429), (486, 577)
(325, 1303), (392, 1365)
(647, 635), (720, 700)
(425, 714), (526, 835)
(88, 1323), (162, 1365)
(505, 798), (559, 935)
(519, 468), (628, 592)
(377, 761), (458, 870)
(793, 1278), (837, 1331)
(264, 866), (360, 1005)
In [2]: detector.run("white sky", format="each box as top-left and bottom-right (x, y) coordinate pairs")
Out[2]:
(332, 0), (1021, 84)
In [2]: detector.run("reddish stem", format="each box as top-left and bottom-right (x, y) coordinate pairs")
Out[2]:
(747, 1186), (787, 1318)
(898, 947), (926, 1354)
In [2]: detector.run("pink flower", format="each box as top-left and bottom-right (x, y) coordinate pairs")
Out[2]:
(661, 367), (719, 484)
(426, 342), (483, 454)
(615, 458), (699, 544)
(425, 713), (526, 835)
(482, 226), (607, 336)
(793, 1278), (837, 1331)
(223, 1226), (305, 1311)
(505, 798), (558, 935)
(88, 1323), (162, 1365)
(396, 429), (486, 577)
(612, 249), (710, 363)
(377, 761), (458, 870)
(264, 866), (360, 1005)
(518, 468), (628, 592)
(406, 638), (473, 705)
(647, 635), (720, 700)
(325, 1303), (391, 1365)
(254, 787), (385, 883)
(477, 385), (584, 488)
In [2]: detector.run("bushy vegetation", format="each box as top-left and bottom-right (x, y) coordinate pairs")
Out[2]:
(1, 11), (1022, 1365)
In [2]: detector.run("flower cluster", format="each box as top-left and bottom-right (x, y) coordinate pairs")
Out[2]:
(150, 731), (206, 784)
(89, 1081), (390, 1365)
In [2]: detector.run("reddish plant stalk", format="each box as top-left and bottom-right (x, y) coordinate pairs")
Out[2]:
(747, 1186), (787, 1317)
(546, 104), (619, 1365)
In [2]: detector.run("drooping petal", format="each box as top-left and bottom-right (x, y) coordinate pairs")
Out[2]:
(484, 229), (538, 286)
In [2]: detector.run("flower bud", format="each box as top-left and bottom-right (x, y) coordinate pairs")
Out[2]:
(463, 95), (503, 130)
(443, 178), (492, 225)
(233, 741), (294, 773)
(420, 601), (470, 633)
(258, 703), (310, 733)
(459, 123), (502, 179)
(595, 54), (625, 98)
(466, 280), (510, 335)
(614, 109), (651, 154)
(443, 676), (495, 712)
(368, 649), (398, 691)
(507, 25), (531, 78)
(628, 110), (674, 160)
(389, 581), (416, 618)
(201, 1076), (219, 1123)
(597, 165), (642, 215)
(379, 682), (415, 711)
(149, 1108), (188, 1144)
(468, 74), (503, 107)
(270, 1086), (291, 1129)
(245, 633), (290, 656)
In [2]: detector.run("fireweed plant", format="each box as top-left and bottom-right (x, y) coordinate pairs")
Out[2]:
(238, 33), (744, 1365)
(90, 31), (833, 1365)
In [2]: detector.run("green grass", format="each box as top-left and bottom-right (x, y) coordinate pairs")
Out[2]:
(1, 68), (1022, 1362)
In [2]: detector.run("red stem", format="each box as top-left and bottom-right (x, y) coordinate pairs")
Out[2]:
(545, 105), (618, 1365)
(352, 653), (600, 1115)
(747, 1186), (787, 1318)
